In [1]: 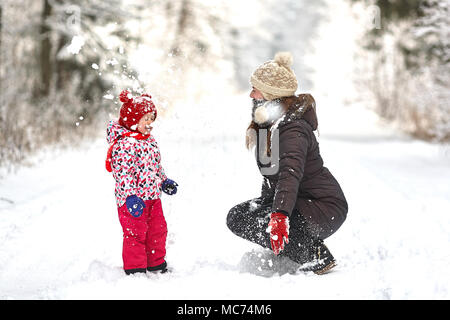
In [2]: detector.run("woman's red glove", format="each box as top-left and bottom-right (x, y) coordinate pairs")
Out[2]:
(267, 212), (289, 255)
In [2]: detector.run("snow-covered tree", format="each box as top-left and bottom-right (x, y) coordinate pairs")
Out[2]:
(349, 0), (450, 141)
(0, 0), (139, 168)
(408, 0), (450, 140)
(229, 0), (326, 92)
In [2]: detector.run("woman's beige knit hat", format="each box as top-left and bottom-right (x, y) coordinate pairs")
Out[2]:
(250, 52), (298, 101)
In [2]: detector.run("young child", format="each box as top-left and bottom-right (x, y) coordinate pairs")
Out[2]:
(106, 90), (178, 275)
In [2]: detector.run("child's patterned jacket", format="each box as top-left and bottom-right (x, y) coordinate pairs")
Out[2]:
(107, 120), (167, 206)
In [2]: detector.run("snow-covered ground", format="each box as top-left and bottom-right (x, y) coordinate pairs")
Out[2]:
(1, 1), (449, 300)
(1, 89), (449, 299)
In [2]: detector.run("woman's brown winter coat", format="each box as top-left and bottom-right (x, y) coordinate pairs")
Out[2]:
(256, 94), (348, 239)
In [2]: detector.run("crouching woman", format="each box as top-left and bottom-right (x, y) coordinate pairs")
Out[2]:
(227, 52), (348, 275)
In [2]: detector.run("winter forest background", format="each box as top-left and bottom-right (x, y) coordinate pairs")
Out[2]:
(0, 0), (449, 300)
(1, 0), (448, 167)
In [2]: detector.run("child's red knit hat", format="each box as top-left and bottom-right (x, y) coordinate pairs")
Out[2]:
(118, 90), (157, 131)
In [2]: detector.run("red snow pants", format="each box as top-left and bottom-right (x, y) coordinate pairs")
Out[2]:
(117, 198), (167, 271)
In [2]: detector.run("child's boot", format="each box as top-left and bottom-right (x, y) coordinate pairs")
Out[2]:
(147, 261), (168, 274)
(125, 268), (147, 275)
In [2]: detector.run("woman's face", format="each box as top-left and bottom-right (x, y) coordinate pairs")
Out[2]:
(137, 112), (155, 135)
(250, 87), (265, 100)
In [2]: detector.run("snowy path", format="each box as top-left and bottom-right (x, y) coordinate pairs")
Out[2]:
(0, 92), (449, 299)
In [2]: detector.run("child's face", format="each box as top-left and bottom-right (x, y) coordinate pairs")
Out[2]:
(137, 112), (155, 134)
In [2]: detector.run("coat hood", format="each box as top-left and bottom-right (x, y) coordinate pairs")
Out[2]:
(280, 94), (318, 130)
(246, 94), (318, 150)
(106, 120), (131, 144)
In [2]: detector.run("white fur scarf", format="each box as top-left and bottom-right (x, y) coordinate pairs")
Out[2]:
(246, 100), (285, 150)
(253, 100), (284, 125)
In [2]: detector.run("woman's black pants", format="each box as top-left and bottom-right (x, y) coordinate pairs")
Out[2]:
(227, 197), (329, 266)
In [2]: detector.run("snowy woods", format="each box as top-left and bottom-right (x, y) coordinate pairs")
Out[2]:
(0, 0), (331, 169)
(0, 0), (232, 168)
(350, 0), (450, 141)
(0, 0), (138, 167)
(1, 0), (447, 168)
(0, 0), (448, 169)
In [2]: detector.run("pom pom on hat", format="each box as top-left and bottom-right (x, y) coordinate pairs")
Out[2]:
(119, 90), (133, 103)
(274, 51), (293, 70)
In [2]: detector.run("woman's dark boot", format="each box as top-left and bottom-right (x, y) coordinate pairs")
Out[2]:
(297, 240), (337, 275)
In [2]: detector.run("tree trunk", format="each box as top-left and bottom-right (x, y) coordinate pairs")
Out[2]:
(170, 0), (191, 57)
(0, 4), (3, 91)
(56, 34), (70, 91)
(37, 0), (53, 97)
(0, 4), (2, 122)
(0, 5), (2, 73)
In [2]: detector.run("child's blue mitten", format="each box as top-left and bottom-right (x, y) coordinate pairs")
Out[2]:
(126, 195), (146, 217)
(162, 179), (178, 195)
